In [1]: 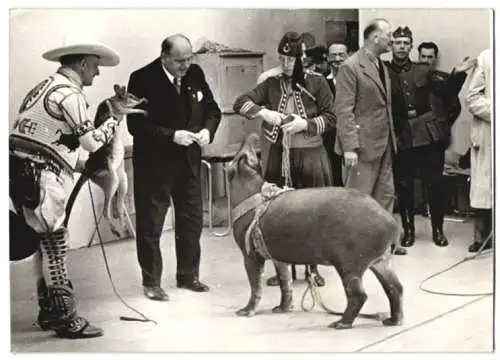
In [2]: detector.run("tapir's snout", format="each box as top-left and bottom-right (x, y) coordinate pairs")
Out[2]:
(230, 133), (260, 173)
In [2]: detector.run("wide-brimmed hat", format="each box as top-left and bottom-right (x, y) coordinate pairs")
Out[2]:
(42, 37), (120, 66)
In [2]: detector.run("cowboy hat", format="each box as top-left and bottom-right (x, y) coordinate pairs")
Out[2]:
(42, 40), (120, 67)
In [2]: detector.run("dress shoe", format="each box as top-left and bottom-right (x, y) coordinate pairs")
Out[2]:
(432, 229), (449, 247)
(177, 279), (210, 292)
(468, 240), (492, 253)
(143, 286), (169, 301)
(401, 229), (415, 247)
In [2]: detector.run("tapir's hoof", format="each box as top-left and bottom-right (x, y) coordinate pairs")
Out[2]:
(382, 317), (403, 326)
(328, 320), (353, 330)
(110, 228), (121, 238)
(236, 308), (256, 317)
(272, 305), (293, 313)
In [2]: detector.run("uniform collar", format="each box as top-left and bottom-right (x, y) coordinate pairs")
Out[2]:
(57, 67), (83, 88)
(389, 58), (413, 73)
(161, 63), (176, 84)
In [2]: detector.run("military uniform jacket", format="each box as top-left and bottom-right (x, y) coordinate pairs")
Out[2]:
(385, 60), (466, 150)
(233, 70), (336, 176)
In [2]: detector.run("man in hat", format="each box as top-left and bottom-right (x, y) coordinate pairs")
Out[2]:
(234, 31), (336, 287)
(386, 26), (473, 248)
(257, 32), (316, 84)
(334, 19), (407, 256)
(9, 40), (121, 338)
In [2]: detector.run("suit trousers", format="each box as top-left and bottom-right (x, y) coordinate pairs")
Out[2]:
(133, 155), (203, 287)
(342, 144), (395, 212)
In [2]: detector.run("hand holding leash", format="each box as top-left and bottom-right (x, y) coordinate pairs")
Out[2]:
(173, 130), (197, 146)
(344, 151), (358, 167)
(258, 108), (284, 126)
(281, 114), (307, 135)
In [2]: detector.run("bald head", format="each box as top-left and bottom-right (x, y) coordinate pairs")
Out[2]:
(363, 18), (392, 55)
(161, 33), (194, 78)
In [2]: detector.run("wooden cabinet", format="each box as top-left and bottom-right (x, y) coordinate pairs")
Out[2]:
(195, 51), (265, 157)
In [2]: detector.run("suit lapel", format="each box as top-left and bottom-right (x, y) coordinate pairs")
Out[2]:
(359, 51), (387, 101)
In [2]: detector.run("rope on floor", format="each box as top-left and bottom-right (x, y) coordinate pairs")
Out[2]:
(88, 182), (157, 325)
(419, 233), (493, 296)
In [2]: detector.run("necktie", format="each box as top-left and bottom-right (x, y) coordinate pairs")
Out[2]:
(174, 77), (181, 95)
(378, 58), (386, 90)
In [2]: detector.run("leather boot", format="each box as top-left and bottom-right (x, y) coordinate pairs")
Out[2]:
(432, 227), (449, 247)
(48, 284), (103, 339)
(36, 278), (58, 330)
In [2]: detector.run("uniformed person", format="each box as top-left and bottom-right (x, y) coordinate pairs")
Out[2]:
(234, 32), (336, 287)
(386, 26), (468, 247)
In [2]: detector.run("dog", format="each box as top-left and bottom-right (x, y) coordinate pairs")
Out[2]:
(64, 85), (147, 239)
(227, 133), (404, 329)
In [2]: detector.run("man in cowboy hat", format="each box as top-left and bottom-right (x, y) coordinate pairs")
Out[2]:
(10, 38), (121, 338)
(234, 31), (336, 288)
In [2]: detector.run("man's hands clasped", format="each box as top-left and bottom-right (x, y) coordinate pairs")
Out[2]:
(173, 129), (210, 147)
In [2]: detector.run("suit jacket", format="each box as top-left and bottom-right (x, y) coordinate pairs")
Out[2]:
(334, 48), (397, 162)
(127, 59), (221, 172)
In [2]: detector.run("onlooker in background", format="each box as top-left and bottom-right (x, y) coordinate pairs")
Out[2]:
(416, 41), (440, 216)
(334, 18), (407, 255)
(465, 48), (493, 253)
(324, 42), (350, 186)
(127, 34), (221, 300)
(418, 41), (439, 70)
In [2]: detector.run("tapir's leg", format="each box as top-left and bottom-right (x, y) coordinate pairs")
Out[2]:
(236, 254), (266, 317)
(272, 261), (293, 313)
(370, 257), (404, 326)
(329, 271), (367, 329)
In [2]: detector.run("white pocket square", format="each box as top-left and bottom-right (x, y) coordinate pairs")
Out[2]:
(197, 91), (204, 102)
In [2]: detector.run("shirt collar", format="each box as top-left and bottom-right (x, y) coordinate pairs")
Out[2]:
(57, 67), (83, 88)
(161, 63), (176, 84)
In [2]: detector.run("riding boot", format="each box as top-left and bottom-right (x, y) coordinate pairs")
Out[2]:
(47, 283), (104, 339)
(399, 184), (415, 247)
(36, 278), (58, 330)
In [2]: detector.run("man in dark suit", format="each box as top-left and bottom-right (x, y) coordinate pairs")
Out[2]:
(386, 26), (470, 248)
(334, 19), (407, 255)
(127, 34), (221, 300)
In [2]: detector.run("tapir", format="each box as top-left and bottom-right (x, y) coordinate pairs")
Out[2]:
(227, 133), (404, 329)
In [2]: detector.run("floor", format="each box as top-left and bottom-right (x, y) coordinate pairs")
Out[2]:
(10, 214), (494, 353)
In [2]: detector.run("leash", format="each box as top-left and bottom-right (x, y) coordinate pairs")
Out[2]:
(419, 232), (493, 296)
(87, 182), (157, 325)
(281, 131), (293, 188)
(300, 273), (388, 321)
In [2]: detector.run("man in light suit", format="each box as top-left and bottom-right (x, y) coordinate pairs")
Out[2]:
(127, 34), (221, 300)
(334, 19), (406, 255)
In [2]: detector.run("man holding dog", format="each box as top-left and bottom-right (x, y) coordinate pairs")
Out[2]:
(10, 39), (122, 338)
(127, 34), (221, 301)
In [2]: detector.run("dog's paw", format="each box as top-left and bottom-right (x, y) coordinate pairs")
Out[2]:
(271, 304), (293, 313)
(236, 307), (256, 317)
(382, 317), (403, 326)
(328, 320), (353, 330)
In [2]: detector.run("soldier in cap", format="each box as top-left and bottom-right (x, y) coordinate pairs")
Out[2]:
(386, 26), (472, 248)
(234, 31), (336, 288)
(10, 38), (121, 338)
